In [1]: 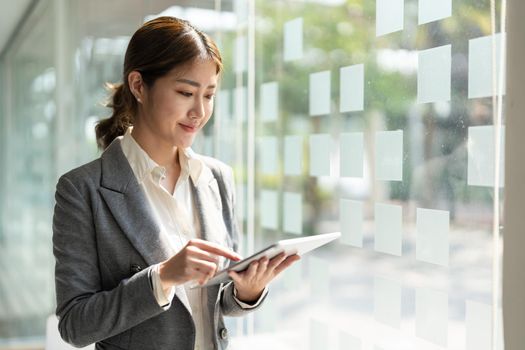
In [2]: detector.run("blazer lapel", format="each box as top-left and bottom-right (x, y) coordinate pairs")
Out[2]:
(190, 161), (240, 313)
(190, 164), (228, 247)
(191, 164), (222, 241)
(98, 139), (174, 266)
(98, 140), (196, 315)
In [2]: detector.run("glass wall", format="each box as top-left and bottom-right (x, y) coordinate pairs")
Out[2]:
(0, 1), (57, 346)
(247, 1), (505, 349)
(0, 0), (505, 349)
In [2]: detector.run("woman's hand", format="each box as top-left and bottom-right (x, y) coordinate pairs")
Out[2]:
(228, 253), (301, 303)
(158, 239), (242, 289)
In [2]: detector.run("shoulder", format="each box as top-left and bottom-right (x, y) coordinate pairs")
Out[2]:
(198, 154), (233, 177)
(57, 157), (102, 194)
(192, 153), (236, 193)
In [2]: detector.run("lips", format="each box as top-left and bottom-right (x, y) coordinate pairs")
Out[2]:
(179, 123), (198, 133)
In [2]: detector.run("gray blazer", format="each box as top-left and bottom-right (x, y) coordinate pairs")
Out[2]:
(52, 139), (265, 349)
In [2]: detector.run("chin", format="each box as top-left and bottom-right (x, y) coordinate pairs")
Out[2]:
(174, 137), (195, 149)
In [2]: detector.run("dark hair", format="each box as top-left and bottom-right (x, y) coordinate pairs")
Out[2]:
(95, 16), (223, 150)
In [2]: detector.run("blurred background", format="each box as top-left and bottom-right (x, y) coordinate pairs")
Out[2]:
(0, 0), (507, 349)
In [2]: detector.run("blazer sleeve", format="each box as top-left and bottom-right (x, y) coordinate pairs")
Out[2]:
(53, 174), (165, 347)
(212, 164), (269, 316)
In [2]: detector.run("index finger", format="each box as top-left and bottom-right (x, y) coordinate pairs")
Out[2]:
(188, 239), (243, 261)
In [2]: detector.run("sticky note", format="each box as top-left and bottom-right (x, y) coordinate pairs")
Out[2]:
(234, 35), (247, 73)
(217, 90), (231, 121)
(235, 183), (246, 220)
(467, 125), (505, 187)
(259, 136), (278, 175)
(309, 134), (332, 177)
(340, 64), (365, 112)
(235, 86), (247, 121)
(375, 203), (402, 256)
(340, 199), (363, 247)
(283, 192), (302, 234)
(416, 208), (450, 266)
(309, 71), (331, 116)
(260, 81), (279, 122)
(419, 0), (452, 25)
(284, 18), (303, 61)
(284, 135), (303, 176)
(340, 132), (364, 178)
(375, 130), (403, 181)
(376, 0), (404, 36)
(260, 190), (278, 230)
(469, 33), (506, 99)
(417, 45), (451, 104)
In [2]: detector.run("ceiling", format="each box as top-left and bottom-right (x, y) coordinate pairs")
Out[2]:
(0, 0), (235, 59)
(0, 0), (33, 57)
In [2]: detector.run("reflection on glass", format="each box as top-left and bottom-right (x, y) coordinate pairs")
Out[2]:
(338, 331), (362, 350)
(415, 288), (448, 347)
(466, 300), (491, 350)
(309, 256), (330, 301)
(374, 276), (402, 328)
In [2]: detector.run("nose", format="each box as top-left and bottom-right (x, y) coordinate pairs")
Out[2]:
(189, 96), (206, 119)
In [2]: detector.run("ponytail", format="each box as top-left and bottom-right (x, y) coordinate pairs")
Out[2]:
(95, 82), (136, 150)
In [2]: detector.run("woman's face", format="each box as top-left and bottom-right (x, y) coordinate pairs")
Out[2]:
(139, 59), (218, 149)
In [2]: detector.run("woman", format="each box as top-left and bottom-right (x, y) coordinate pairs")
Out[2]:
(52, 16), (299, 350)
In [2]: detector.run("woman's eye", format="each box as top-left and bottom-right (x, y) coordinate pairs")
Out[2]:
(205, 94), (215, 100)
(178, 91), (193, 97)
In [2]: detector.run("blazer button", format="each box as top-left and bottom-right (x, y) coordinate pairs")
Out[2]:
(220, 327), (228, 340)
(130, 264), (142, 274)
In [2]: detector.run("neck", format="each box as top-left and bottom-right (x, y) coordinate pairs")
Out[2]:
(130, 124), (179, 168)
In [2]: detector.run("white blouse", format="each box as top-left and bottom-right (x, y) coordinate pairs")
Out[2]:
(119, 128), (264, 350)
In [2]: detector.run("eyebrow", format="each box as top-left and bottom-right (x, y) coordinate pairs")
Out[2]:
(175, 78), (216, 89)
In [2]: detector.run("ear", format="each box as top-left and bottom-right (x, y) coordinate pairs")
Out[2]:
(128, 71), (145, 103)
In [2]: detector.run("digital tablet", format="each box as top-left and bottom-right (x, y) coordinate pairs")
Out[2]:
(194, 231), (341, 288)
